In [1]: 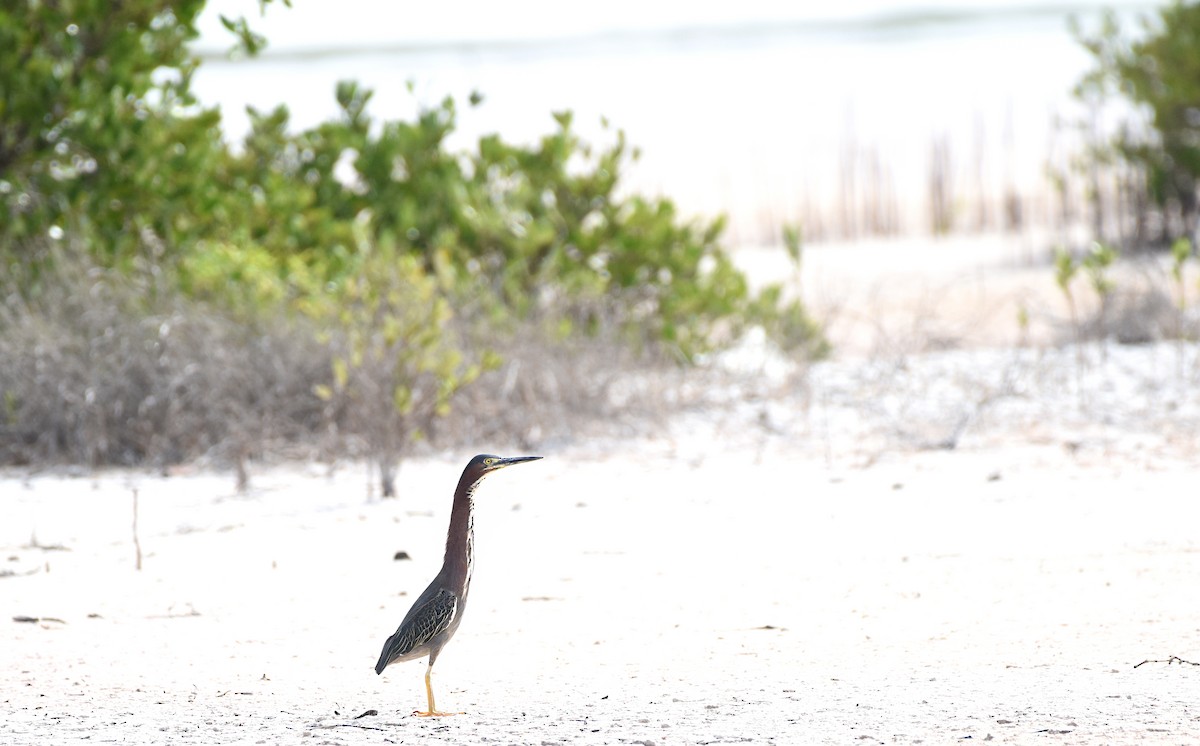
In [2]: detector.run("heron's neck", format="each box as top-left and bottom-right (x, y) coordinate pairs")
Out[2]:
(442, 480), (477, 593)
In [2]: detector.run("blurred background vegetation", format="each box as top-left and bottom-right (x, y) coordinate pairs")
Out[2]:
(0, 0), (823, 494)
(1070, 1), (1200, 247)
(1, 1), (1197, 492)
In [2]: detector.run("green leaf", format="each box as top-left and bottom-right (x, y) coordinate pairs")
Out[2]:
(1171, 237), (1192, 283)
(393, 385), (413, 415)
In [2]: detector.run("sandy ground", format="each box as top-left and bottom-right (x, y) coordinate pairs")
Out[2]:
(3, 236), (1200, 744)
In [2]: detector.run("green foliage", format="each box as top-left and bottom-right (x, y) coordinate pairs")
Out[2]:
(782, 223), (803, 268)
(746, 285), (829, 359)
(1054, 243), (1119, 315)
(1170, 236), (1194, 320)
(1016, 304), (1030, 336)
(1053, 246), (1082, 345)
(1052, 242), (1121, 355)
(177, 240), (328, 317)
(1081, 241), (1118, 299)
(204, 82), (807, 360)
(1054, 246), (1079, 297)
(0, 0), (224, 275)
(0, 0), (827, 476)
(1170, 236), (1193, 287)
(1073, 2), (1200, 237)
(1171, 236), (1190, 278)
(316, 243), (496, 496)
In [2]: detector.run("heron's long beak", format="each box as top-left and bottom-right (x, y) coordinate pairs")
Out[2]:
(494, 455), (542, 469)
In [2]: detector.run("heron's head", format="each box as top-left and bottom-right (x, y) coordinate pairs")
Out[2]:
(463, 454), (543, 485)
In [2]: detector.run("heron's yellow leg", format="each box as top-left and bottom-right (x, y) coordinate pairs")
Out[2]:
(413, 664), (461, 717)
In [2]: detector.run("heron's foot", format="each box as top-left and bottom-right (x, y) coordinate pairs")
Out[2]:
(412, 709), (463, 717)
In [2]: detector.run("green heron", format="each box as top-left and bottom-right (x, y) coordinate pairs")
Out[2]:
(374, 454), (542, 716)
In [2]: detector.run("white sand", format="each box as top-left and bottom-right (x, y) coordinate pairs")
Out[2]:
(4, 237), (1200, 744)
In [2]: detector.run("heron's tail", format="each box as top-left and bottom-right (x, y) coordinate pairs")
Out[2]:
(374, 634), (395, 675)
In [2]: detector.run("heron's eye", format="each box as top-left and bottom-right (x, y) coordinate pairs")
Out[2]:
(484, 458), (495, 466)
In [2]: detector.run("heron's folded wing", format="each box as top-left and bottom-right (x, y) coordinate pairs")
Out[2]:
(375, 589), (458, 673)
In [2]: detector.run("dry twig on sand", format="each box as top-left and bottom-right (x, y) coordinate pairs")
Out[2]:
(1133, 655), (1199, 669)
